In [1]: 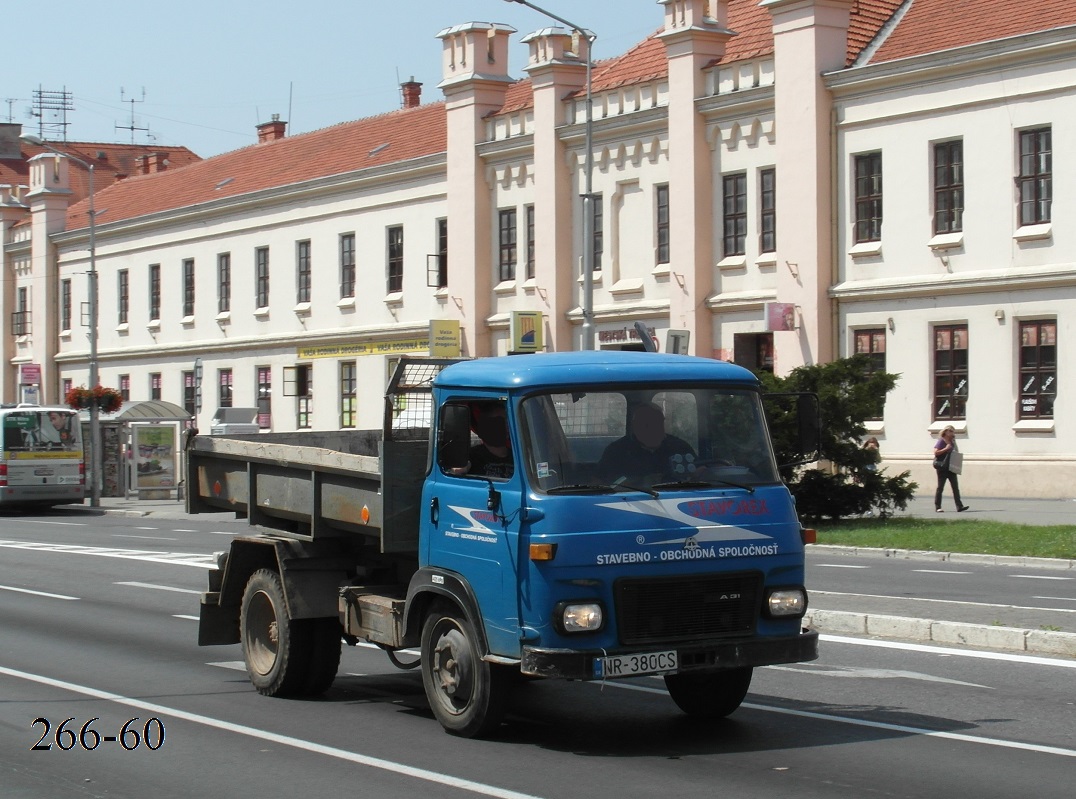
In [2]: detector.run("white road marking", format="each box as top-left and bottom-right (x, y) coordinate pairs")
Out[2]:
(113, 534), (178, 541)
(174, 529), (197, 532)
(115, 581), (201, 594)
(0, 584), (78, 600)
(819, 634), (1076, 668)
(206, 531), (237, 536)
(815, 564), (871, 569)
(0, 538), (216, 569)
(913, 569), (972, 574)
(0, 666), (544, 799)
(173, 614), (199, 621)
(1010, 574), (1073, 581)
(612, 680), (1076, 759)
(1035, 596), (1076, 603)
(765, 664), (991, 689)
(811, 589), (1076, 614)
(208, 661), (248, 671)
(134, 526), (159, 530)
(15, 519), (86, 526)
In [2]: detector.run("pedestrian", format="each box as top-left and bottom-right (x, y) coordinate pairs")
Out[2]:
(862, 436), (879, 473)
(933, 425), (969, 512)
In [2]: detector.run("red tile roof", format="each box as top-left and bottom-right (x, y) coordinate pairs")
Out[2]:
(61, 103), (446, 231)
(0, 141), (201, 208)
(868, 0), (1076, 64)
(497, 1), (906, 114)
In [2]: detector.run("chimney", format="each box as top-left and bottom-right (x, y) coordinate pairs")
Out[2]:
(137, 154), (169, 175)
(401, 77), (422, 109)
(257, 114), (287, 143)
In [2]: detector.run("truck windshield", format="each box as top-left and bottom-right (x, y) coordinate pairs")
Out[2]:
(520, 387), (780, 494)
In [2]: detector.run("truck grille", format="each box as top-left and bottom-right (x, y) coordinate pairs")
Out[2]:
(613, 572), (761, 646)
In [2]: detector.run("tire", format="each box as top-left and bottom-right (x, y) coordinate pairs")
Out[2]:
(420, 606), (511, 738)
(239, 568), (311, 697)
(664, 667), (753, 719)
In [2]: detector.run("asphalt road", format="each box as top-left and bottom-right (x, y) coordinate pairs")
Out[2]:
(1, 511), (1073, 798)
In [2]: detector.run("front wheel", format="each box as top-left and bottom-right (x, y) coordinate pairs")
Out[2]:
(664, 667), (753, 718)
(420, 606), (511, 738)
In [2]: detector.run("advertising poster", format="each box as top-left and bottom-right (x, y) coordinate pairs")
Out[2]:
(133, 424), (177, 488)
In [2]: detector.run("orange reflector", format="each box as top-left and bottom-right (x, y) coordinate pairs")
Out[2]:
(802, 528), (817, 545)
(529, 543), (557, 561)
(361, 505), (371, 525)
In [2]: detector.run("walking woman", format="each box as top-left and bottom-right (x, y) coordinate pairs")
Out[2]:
(933, 425), (969, 512)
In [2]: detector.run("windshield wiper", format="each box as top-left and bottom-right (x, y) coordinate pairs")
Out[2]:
(650, 478), (755, 494)
(545, 483), (617, 495)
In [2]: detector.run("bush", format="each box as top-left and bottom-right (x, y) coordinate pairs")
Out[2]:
(758, 355), (917, 521)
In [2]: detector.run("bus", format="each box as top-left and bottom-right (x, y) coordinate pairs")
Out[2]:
(0, 404), (85, 507)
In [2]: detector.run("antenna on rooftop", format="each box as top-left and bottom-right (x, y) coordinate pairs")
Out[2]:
(30, 86), (74, 142)
(116, 87), (149, 144)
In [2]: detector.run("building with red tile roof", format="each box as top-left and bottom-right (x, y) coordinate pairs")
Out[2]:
(3, 0), (1075, 498)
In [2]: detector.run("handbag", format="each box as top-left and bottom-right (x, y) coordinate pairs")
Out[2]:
(948, 451), (963, 475)
(933, 450), (950, 470)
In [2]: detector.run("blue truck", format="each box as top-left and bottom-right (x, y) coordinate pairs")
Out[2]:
(190, 351), (819, 737)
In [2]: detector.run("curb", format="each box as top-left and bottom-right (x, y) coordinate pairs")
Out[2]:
(808, 543), (1075, 571)
(805, 609), (1076, 659)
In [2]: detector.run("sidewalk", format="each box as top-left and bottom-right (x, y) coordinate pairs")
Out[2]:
(60, 495), (1076, 659)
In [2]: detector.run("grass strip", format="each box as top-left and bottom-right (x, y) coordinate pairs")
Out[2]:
(814, 517), (1076, 560)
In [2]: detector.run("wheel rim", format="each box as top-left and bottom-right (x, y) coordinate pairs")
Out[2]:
(245, 589), (279, 676)
(429, 618), (474, 716)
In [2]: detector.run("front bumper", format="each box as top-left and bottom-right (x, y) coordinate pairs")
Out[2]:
(520, 627), (818, 680)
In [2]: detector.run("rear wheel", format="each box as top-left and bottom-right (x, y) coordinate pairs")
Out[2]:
(240, 568), (336, 697)
(420, 606), (511, 738)
(664, 667), (753, 718)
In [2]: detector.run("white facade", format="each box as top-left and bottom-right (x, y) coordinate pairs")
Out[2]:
(3, 1), (1074, 497)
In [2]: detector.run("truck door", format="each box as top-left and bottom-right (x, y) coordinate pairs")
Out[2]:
(422, 398), (524, 658)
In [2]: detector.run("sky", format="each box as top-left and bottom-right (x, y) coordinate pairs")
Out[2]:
(7, 0), (665, 159)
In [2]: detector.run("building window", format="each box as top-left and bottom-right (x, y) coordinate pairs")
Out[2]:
(217, 253), (231, 313)
(854, 152), (883, 243)
(387, 225), (403, 294)
(854, 328), (887, 420)
(656, 185), (670, 264)
(119, 374), (130, 402)
(219, 369), (233, 409)
(149, 263), (161, 321)
(933, 324), (968, 420)
(722, 173), (747, 257)
(182, 258), (195, 317)
(296, 240), (311, 304)
(12, 287), (29, 335)
(257, 367), (272, 429)
(436, 219), (448, 289)
(340, 233), (355, 298)
(933, 140), (963, 234)
(118, 269), (129, 324)
(61, 279), (72, 331)
(1019, 321), (1056, 419)
(525, 205), (536, 280)
(255, 246), (270, 309)
(183, 371), (197, 416)
(61, 378), (72, 403)
(590, 193), (604, 271)
(150, 373), (162, 401)
(1017, 127), (1051, 226)
(498, 208), (517, 282)
(285, 364), (313, 429)
(759, 168), (776, 254)
(340, 361), (357, 428)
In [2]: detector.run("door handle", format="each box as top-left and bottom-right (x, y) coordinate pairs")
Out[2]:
(430, 496), (439, 525)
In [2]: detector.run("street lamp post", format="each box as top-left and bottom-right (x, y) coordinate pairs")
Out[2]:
(504, 0), (597, 350)
(22, 134), (102, 507)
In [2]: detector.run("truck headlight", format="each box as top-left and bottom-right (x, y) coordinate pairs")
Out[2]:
(557, 601), (604, 633)
(765, 588), (807, 618)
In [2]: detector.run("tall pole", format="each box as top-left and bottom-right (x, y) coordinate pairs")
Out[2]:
(504, 0), (596, 350)
(21, 135), (101, 506)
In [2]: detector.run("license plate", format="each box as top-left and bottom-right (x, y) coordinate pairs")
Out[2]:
(594, 650), (677, 679)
